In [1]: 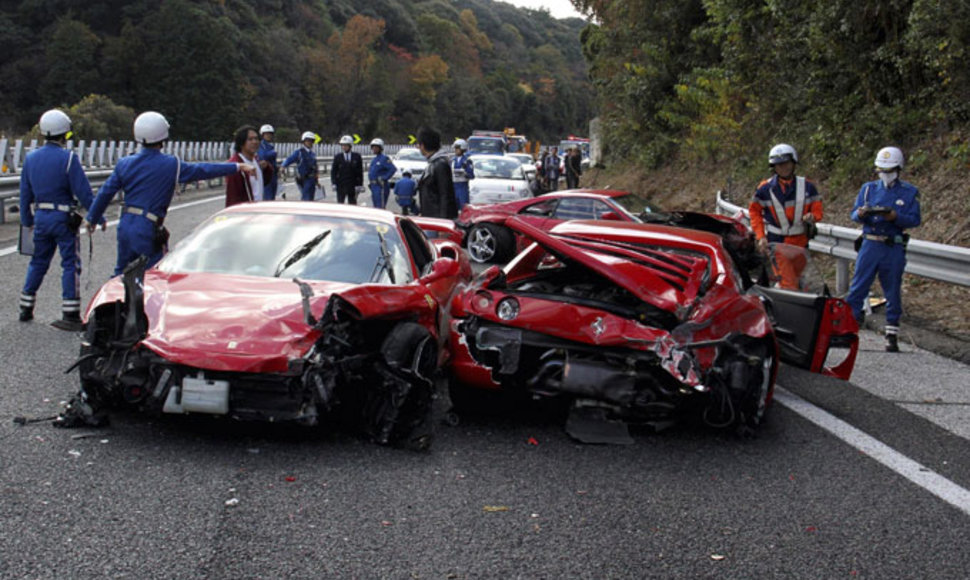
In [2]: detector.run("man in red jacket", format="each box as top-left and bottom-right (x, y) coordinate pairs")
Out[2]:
(226, 125), (272, 206)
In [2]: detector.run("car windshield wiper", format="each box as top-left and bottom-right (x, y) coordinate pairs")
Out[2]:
(273, 229), (331, 277)
(370, 229), (397, 284)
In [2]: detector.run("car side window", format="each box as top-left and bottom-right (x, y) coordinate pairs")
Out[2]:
(398, 218), (434, 275)
(520, 199), (557, 217)
(593, 201), (615, 219)
(553, 198), (596, 220)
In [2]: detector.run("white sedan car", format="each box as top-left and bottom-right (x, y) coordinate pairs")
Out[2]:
(390, 147), (428, 185)
(468, 155), (532, 205)
(506, 153), (538, 181)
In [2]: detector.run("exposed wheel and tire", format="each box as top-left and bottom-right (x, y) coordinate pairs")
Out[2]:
(702, 339), (776, 434)
(379, 322), (438, 449)
(466, 223), (514, 263)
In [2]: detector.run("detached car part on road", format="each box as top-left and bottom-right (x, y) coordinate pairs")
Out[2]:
(449, 218), (858, 442)
(60, 203), (472, 449)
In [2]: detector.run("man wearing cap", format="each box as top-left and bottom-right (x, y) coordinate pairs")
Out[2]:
(281, 132), (320, 201)
(367, 138), (396, 209)
(846, 146), (921, 352)
(332, 135), (364, 205)
(17, 109), (96, 330)
(258, 124), (279, 200)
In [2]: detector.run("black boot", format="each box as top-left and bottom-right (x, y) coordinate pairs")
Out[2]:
(19, 293), (35, 322)
(51, 311), (83, 332)
(885, 333), (899, 353)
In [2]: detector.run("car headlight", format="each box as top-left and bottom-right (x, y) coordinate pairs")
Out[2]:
(496, 297), (520, 321)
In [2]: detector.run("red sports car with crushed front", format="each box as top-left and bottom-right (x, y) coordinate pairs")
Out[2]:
(456, 189), (754, 265)
(60, 203), (471, 449)
(448, 218), (858, 443)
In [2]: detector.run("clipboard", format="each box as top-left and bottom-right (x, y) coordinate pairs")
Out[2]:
(18, 225), (34, 256)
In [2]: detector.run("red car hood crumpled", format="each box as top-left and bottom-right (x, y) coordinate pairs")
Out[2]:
(87, 271), (353, 374)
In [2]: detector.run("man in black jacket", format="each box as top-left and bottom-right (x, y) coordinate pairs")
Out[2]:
(565, 145), (583, 189)
(331, 134), (364, 204)
(416, 127), (457, 219)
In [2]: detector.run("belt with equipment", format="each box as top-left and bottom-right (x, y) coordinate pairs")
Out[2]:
(123, 206), (161, 223)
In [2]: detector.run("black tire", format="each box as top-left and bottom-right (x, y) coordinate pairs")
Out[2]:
(379, 323), (438, 449)
(466, 223), (514, 264)
(731, 341), (776, 434)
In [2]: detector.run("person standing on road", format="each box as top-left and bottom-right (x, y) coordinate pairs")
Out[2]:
(367, 138), (396, 209)
(394, 170), (419, 215)
(749, 143), (823, 289)
(18, 109), (97, 331)
(332, 135), (364, 204)
(258, 124), (279, 200)
(85, 111), (255, 276)
(416, 127), (456, 219)
(542, 147), (561, 192)
(281, 132), (320, 201)
(225, 125), (266, 207)
(452, 139), (475, 210)
(564, 145), (582, 190)
(846, 146), (921, 353)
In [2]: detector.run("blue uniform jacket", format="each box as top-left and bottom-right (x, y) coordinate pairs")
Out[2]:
(281, 147), (318, 180)
(369, 153), (397, 183)
(394, 177), (417, 202)
(259, 140), (278, 183)
(19, 143), (94, 227)
(86, 148), (238, 225)
(850, 179), (921, 237)
(453, 154), (475, 181)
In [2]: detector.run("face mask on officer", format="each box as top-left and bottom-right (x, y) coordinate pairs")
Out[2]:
(878, 170), (898, 188)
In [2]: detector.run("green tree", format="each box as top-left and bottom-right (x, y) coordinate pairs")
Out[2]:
(41, 18), (101, 107)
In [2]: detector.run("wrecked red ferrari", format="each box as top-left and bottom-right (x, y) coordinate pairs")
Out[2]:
(60, 203), (471, 449)
(448, 218), (858, 442)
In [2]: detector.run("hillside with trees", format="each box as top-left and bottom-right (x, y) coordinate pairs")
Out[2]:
(0, 0), (592, 143)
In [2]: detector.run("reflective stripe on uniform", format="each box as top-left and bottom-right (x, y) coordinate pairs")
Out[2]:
(35, 202), (73, 212)
(766, 176), (806, 236)
(124, 206), (161, 223)
(62, 298), (81, 313)
(20, 293), (36, 308)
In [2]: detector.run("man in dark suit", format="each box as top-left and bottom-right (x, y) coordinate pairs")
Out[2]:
(331, 134), (364, 204)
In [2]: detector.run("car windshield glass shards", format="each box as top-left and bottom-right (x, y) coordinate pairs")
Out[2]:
(159, 213), (413, 284)
(611, 194), (663, 219)
(472, 157), (525, 180)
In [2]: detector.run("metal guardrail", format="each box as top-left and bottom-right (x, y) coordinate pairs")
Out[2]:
(715, 190), (970, 293)
(0, 137), (404, 223)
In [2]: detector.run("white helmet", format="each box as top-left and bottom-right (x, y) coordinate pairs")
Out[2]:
(339, 135), (354, 145)
(453, 139), (468, 151)
(133, 111), (170, 144)
(301, 131), (316, 142)
(259, 124), (275, 135)
(874, 146), (904, 170)
(39, 109), (72, 138)
(768, 143), (798, 165)
(370, 138), (384, 148)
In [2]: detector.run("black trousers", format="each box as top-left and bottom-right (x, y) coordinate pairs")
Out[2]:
(566, 173), (579, 189)
(336, 184), (357, 205)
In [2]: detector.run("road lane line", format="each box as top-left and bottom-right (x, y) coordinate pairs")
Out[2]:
(775, 386), (970, 517)
(0, 195), (223, 258)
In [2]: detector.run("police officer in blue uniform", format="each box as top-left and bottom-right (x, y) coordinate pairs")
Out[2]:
(367, 138), (396, 208)
(258, 124), (279, 200)
(85, 111), (255, 276)
(846, 146), (922, 352)
(18, 109), (96, 330)
(452, 139), (475, 210)
(281, 132), (319, 201)
(394, 170), (419, 215)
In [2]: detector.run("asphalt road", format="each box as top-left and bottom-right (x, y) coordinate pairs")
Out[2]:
(1, 184), (968, 579)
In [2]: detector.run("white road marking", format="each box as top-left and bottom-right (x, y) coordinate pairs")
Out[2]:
(1, 195), (223, 258)
(775, 386), (970, 517)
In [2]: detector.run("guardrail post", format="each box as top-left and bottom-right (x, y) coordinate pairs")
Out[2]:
(836, 258), (850, 295)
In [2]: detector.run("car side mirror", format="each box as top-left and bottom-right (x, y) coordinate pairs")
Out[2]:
(599, 211), (622, 221)
(421, 258), (459, 283)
